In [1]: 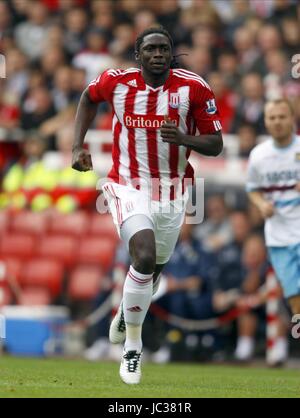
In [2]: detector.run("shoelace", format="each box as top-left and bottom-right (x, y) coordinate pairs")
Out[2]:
(117, 308), (126, 333)
(123, 351), (141, 373)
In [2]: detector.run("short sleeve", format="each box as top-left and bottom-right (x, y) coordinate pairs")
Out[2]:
(191, 83), (222, 134)
(88, 70), (115, 103)
(246, 152), (262, 192)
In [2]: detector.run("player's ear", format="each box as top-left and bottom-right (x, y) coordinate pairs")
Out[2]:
(135, 51), (141, 63)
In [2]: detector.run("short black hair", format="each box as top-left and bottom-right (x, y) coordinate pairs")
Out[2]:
(135, 26), (173, 53)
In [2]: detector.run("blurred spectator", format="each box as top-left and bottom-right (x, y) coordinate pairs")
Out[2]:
(249, 0), (274, 18)
(115, 0), (142, 24)
(180, 0), (221, 30)
(14, 1), (50, 60)
(212, 211), (252, 314)
(194, 194), (233, 253)
(44, 24), (65, 50)
(231, 73), (265, 134)
(134, 9), (158, 37)
(156, 0), (181, 39)
(216, 49), (240, 90)
(233, 26), (260, 74)
(192, 24), (223, 66)
(236, 123), (258, 159)
(52, 66), (77, 112)
(43, 124), (74, 170)
(20, 86), (56, 132)
(0, 130), (52, 211)
(109, 23), (135, 60)
(40, 46), (67, 87)
(63, 7), (88, 58)
(0, 2), (12, 38)
(8, 0), (28, 26)
(244, 15), (264, 39)
(252, 24), (282, 75)
(224, 0), (253, 43)
(263, 50), (291, 100)
(268, 0), (298, 26)
(73, 27), (114, 83)
(5, 48), (29, 100)
(92, 1), (115, 40)
(281, 17), (300, 56)
(43, 124), (98, 212)
(186, 47), (212, 77)
(0, 81), (20, 130)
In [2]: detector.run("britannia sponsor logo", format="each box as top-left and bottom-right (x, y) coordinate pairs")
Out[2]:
(124, 113), (178, 129)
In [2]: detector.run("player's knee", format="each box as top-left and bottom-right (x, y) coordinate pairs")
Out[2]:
(133, 249), (156, 274)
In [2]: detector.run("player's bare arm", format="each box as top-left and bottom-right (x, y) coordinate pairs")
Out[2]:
(248, 190), (274, 219)
(160, 120), (223, 156)
(72, 87), (97, 172)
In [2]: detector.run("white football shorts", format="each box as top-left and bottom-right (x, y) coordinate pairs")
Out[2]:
(102, 182), (188, 264)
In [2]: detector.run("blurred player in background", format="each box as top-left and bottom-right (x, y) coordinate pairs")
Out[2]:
(72, 27), (223, 384)
(247, 99), (300, 317)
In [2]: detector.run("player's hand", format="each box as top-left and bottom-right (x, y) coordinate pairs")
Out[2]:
(295, 182), (300, 192)
(160, 117), (183, 145)
(258, 201), (274, 219)
(72, 148), (93, 172)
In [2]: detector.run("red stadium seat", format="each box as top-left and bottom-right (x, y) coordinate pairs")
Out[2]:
(78, 237), (116, 272)
(18, 287), (51, 306)
(89, 213), (119, 242)
(0, 257), (23, 284)
(49, 211), (89, 237)
(10, 210), (49, 235)
(37, 235), (78, 268)
(0, 234), (36, 259)
(0, 210), (9, 234)
(68, 266), (103, 300)
(21, 259), (64, 297)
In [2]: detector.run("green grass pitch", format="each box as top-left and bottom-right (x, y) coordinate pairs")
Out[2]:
(0, 356), (299, 398)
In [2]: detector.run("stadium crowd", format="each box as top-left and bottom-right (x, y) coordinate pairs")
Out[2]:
(0, 0), (299, 362)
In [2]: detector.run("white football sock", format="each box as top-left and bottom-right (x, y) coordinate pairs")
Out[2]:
(123, 266), (153, 352)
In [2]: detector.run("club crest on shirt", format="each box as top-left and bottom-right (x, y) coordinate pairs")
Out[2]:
(206, 98), (217, 115)
(295, 153), (300, 162)
(169, 93), (180, 109)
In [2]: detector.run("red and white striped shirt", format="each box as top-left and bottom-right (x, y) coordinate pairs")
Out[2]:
(88, 68), (222, 196)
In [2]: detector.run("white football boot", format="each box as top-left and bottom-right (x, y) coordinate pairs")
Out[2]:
(119, 349), (142, 384)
